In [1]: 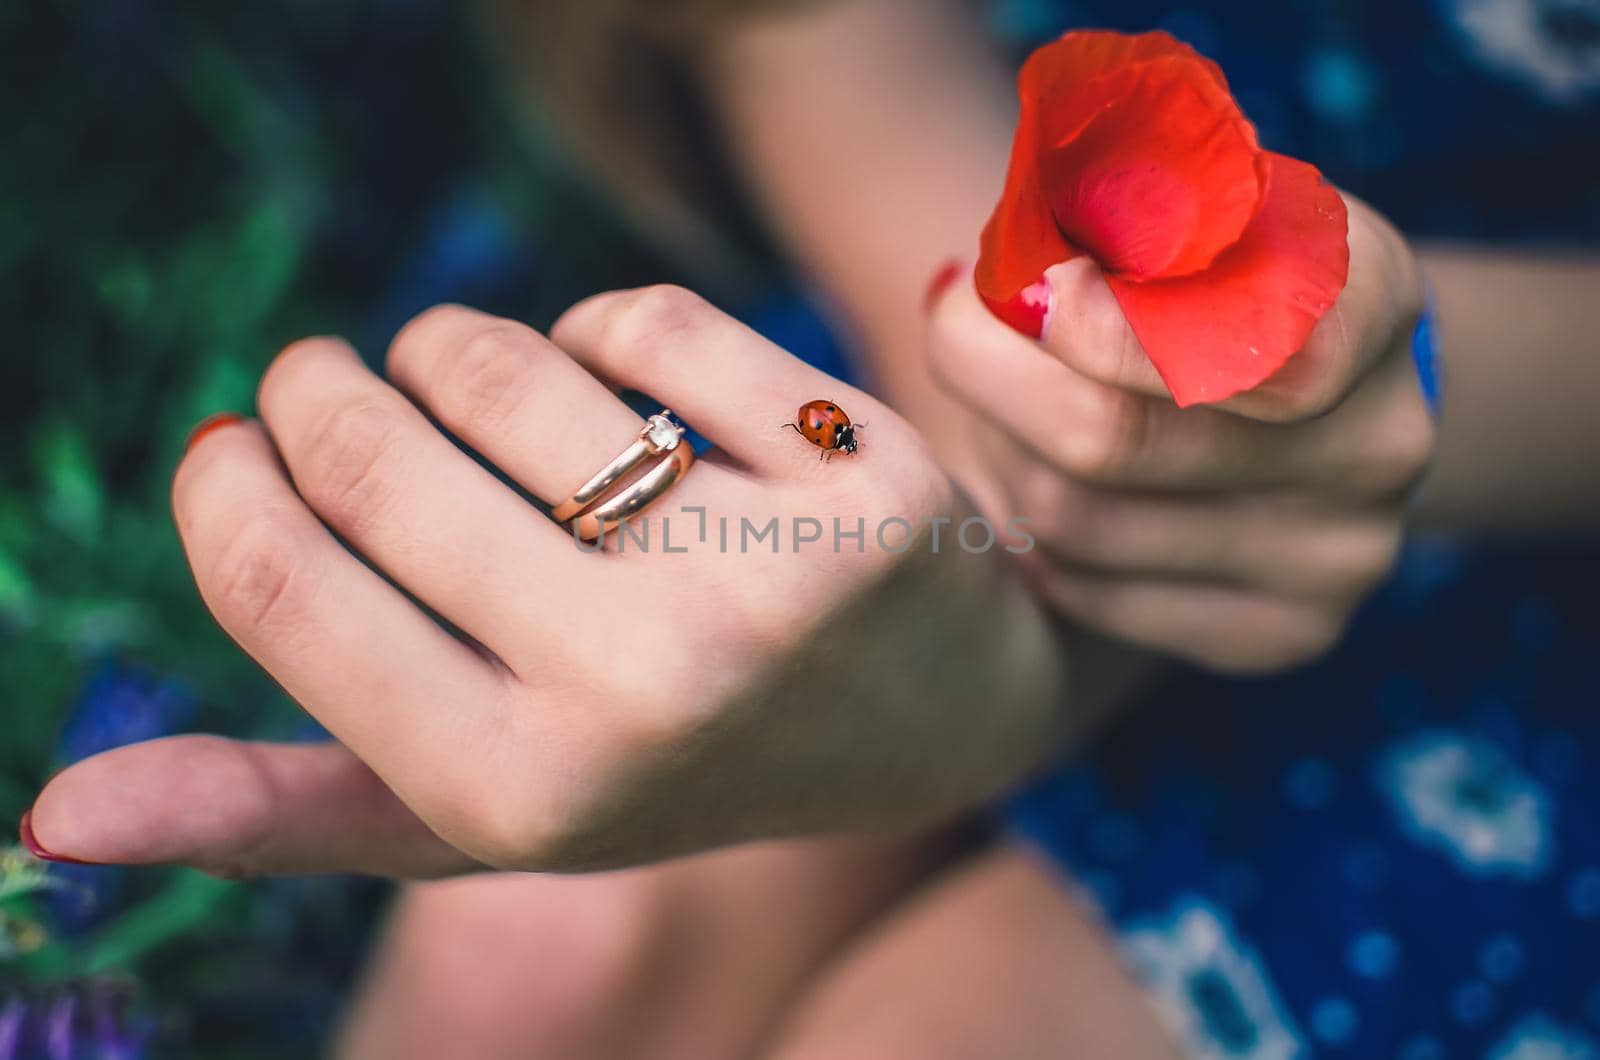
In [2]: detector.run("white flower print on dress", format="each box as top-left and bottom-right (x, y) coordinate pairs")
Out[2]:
(1442, 0), (1600, 103)
(1486, 1014), (1600, 1060)
(1123, 898), (1308, 1060)
(1377, 728), (1553, 879)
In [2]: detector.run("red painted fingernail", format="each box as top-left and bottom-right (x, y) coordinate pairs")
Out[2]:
(184, 412), (245, 454)
(923, 259), (967, 312)
(19, 809), (99, 866)
(997, 277), (1053, 340)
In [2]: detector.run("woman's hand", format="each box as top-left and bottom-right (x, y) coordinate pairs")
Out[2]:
(26, 287), (1066, 877)
(924, 196), (1436, 672)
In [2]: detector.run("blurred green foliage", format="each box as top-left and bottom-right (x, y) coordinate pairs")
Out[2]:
(0, 1), (682, 1053)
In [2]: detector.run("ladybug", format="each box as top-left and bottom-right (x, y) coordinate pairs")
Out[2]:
(782, 400), (863, 460)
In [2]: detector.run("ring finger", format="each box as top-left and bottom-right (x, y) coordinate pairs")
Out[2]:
(256, 337), (600, 662)
(386, 304), (742, 529)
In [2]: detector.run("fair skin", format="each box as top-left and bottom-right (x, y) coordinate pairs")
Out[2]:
(710, 6), (1595, 1059)
(28, 290), (1075, 875)
(337, 832), (965, 1060)
(31, 0), (1596, 1056)
(331, 5), (1598, 1058)
(703, 0), (1432, 671)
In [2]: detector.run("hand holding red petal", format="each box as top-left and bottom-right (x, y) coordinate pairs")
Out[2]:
(976, 29), (1349, 406)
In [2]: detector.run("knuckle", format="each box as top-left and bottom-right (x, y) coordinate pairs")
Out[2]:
(1055, 390), (1148, 481)
(602, 284), (710, 370)
(1388, 396), (1438, 484)
(1278, 358), (1350, 423)
(453, 765), (623, 873)
(1318, 521), (1408, 605)
(439, 324), (541, 433)
(1357, 391), (1437, 497)
(458, 795), (570, 871)
(1015, 473), (1100, 554)
(1041, 570), (1111, 621)
(419, 738), (569, 870)
(1207, 614), (1341, 674)
(1078, 309), (1149, 391)
(432, 705), (638, 872)
(1284, 374), (1348, 422)
(1296, 521), (1404, 600)
(1013, 468), (1067, 527)
(298, 400), (405, 531)
(1279, 614), (1344, 667)
(207, 739), (281, 867)
(1260, 312), (1359, 425)
(207, 507), (312, 637)
(858, 433), (950, 524)
(1343, 523), (1404, 590)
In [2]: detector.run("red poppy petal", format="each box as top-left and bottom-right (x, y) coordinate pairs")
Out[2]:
(978, 31), (1247, 335)
(1024, 29), (1228, 105)
(1027, 31), (1231, 152)
(1106, 152), (1350, 407)
(976, 64), (1078, 336)
(1039, 57), (1264, 280)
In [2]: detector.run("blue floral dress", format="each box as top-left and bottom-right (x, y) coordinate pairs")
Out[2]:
(977, 1), (1600, 1055)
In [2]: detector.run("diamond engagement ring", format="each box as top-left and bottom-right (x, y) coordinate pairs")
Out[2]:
(553, 411), (695, 540)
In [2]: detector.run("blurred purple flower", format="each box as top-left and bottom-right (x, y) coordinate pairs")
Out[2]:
(0, 985), (145, 1060)
(55, 662), (196, 765)
(0, 999), (23, 1059)
(46, 995), (74, 1060)
(46, 662), (197, 937)
(43, 860), (120, 940)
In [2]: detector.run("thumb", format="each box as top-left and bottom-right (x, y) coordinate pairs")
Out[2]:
(23, 736), (479, 879)
(1035, 258), (1169, 397)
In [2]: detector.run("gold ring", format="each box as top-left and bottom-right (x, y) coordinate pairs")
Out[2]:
(551, 411), (687, 523)
(567, 444), (695, 543)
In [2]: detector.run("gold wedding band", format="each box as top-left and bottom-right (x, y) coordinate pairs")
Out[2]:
(551, 411), (687, 522)
(554, 411), (695, 541)
(567, 444), (694, 542)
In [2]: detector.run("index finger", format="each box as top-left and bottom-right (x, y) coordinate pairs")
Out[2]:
(172, 419), (514, 819)
(1027, 195), (1420, 423)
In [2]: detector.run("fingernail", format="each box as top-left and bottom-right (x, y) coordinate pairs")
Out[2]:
(923, 259), (967, 312)
(999, 277), (1054, 341)
(18, 809), (99, 866)
(184, 412), (245, 454)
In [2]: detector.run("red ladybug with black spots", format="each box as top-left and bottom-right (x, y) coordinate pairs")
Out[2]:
(783, 400), (863, 461)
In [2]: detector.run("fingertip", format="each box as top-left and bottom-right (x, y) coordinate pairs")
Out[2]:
(26, 764), (126, 866)
(257, 335), (365, 419)
(18, 807), (101, 866)
(1038, 261), (1168, 397)
(26, 737), (260, 869)
(548, 286), (634, 349)
(184, 412), (247, 456)
(170, 415), (274, 531)
(176, 414), (260, 510)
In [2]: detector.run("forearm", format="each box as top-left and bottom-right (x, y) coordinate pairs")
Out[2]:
(1413, 246), (1600, 533)
(700, 7), (1600, 538)
(697, 0), (1013, 429)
